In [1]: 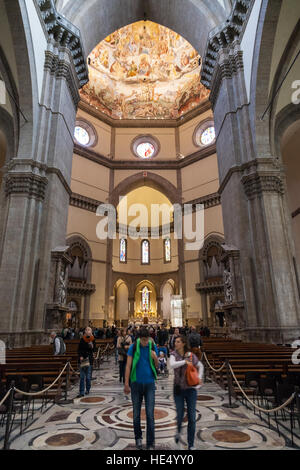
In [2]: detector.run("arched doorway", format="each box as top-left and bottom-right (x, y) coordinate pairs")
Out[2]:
(161, 279), (176, 326)
(114, 279), (129, 327)
(134, 280), (157, 325)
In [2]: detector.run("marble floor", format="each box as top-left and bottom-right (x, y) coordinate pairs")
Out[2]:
(4, 358), (300, 451)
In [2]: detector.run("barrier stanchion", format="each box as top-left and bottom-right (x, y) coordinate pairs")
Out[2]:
(3, 382), (15, 450)
(295, 386), (300, 430)
(57, 362), (73, 405)
(222, 359), (239, 409)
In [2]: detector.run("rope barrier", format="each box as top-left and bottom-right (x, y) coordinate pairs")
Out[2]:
(202, 352), (226, 373)
(228, 364), (295, 413)
(13, 362), (70, 397)
(0, 388), (12, 408)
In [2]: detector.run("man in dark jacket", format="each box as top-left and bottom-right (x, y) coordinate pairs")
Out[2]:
(77, 326), (96, 398)
(188, 326), (202, 348)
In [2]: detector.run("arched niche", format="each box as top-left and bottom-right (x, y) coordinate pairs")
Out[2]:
(114, 279), (129, 326)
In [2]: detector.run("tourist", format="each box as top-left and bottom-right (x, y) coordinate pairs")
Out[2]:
(169, 327), (180, 352)
(117, 328), (132, 383)
(124, 327), (158, 450)
(169, 335), (204, 450)
(77, 326), (96, 398)
(114, 329), (120, 364)
(50, 331), (66, 356)
(188, 326), (202, 359)
(158, 350), (167, 375)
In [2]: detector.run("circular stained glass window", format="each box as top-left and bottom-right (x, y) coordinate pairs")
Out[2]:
(200, 126), (215, 146)
(136, 142), (155, 159)
(132, 135), (160, 159)
(74, 126), (90, 146)
(193, 120), (216, 148)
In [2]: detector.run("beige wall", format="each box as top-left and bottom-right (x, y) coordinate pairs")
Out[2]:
(71, 154), (110, 202)
(115, 128), (176, 160)
(179, 110), (213, 157)
(76, 109), (112, 157)
(181, 154), (219, 202)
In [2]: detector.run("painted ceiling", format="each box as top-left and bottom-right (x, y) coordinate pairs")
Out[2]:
(80, 21), (210, 120)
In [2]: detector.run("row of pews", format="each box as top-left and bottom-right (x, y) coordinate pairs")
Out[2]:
(201, 337), (300, 396)
(0, 339), (114, 402)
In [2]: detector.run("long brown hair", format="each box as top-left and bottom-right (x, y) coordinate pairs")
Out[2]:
(176, 335), (190, 355)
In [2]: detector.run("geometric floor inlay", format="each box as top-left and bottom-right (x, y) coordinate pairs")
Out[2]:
(5, 356), (299, 450)
(212, 430), (251, 443)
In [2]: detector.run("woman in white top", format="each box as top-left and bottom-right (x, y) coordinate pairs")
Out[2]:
(169, 335), (204, 450)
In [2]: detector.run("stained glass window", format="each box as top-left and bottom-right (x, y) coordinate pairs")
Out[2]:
(74, 126), (90, 146)
(136, 142), (155, 159)
(120, 238), (127, 263)
(164, 238), (171, 262)
(142, 239), (150, 264)
(200, 126), (215, 146)
(142, 286), (150, 312)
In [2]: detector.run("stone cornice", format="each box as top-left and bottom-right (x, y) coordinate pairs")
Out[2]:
(69, 191), (221, 214)
(70, 192), (103, 213)
(3, 159), (72, 197)
(37, 0), (88, 87)
(67, 280), (96, 296)
(242, 173), (284, 199)
(196, 280), (224, 294)
(4, 173), (48, 201)
(78, 99), (212, 128)
(218, 158), (284, 195)
(201, 0), (254, 90)
(73, 142), (217, 170)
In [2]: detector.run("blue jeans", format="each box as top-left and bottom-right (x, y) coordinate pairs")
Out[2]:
(174, 387), (197, 448)
(130, 382), (155, 446)
(80, 365), (92, 395)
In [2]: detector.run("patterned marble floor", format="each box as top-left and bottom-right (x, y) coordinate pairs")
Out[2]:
(6, 358), (299, 450)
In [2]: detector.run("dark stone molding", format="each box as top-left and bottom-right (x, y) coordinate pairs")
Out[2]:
(69, 191), (221, 215)
(3, 159), (72, 197)
(201, 0), (254, 89)
(4, 173), (48, 201)
(218, 157), (284, 195)
(37, 0), (88, 87)
(78, 98), (212, 129)
(70, 192), (103, 213)
(196, 280), (224, 295)
(67, 280), (95, 296)
(73, 142), (217, 170)
(292, 208), (300, 219)
(242, 173), (284, 200)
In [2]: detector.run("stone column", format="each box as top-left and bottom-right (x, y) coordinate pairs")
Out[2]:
(201, 6), (300, 342)
(0, 1), (88, 346)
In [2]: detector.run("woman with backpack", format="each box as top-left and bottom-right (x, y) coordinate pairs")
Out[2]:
(169, 335), (204, 450)
(117, 328), (132, 383)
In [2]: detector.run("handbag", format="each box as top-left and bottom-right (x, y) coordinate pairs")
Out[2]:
(185, 361), (199, 387)
(80, 357), (90, 368)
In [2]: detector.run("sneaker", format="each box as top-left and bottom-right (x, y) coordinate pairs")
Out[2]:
(85, 391), (90, 395)
(146, 445), (155, 450)
(136, 439), (143, 450)
(76, 394), (84, 398)
(174, 432), (181, 444)
(188, 446), (196, 450)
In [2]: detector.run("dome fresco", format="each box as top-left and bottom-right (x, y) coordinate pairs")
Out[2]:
(80, 21), (210, 120)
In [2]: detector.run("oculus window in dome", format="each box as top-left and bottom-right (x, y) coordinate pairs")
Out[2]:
(74, 126), (90, 146)
(74, 120), (98, 147)
(193, 120), (216, 148)
(131, 135), (160, 159)
(80, 21), (210, 120)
